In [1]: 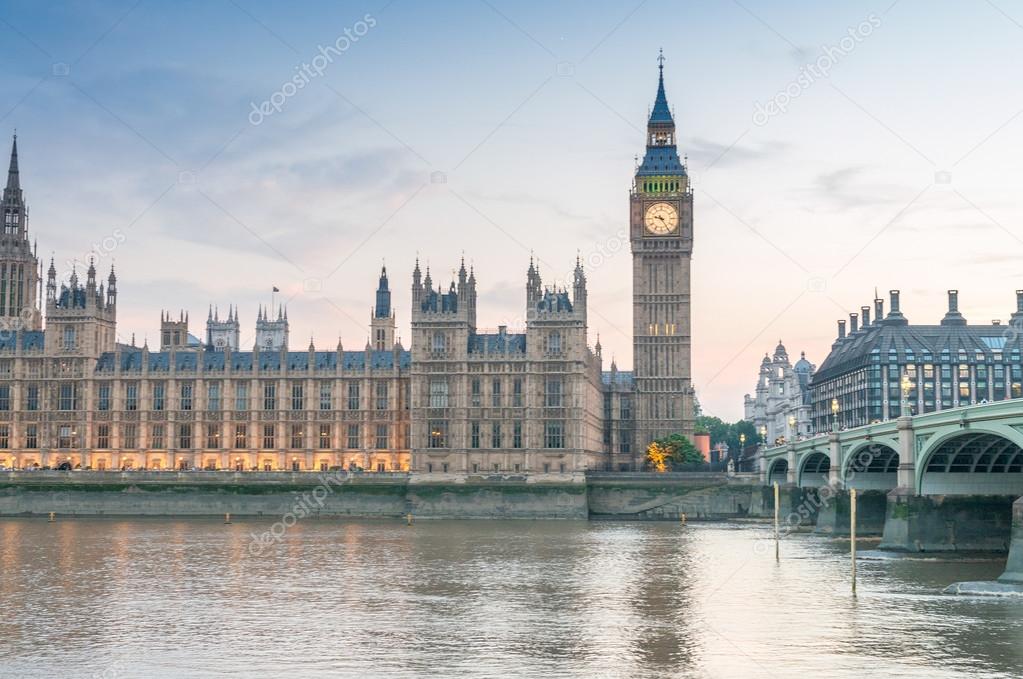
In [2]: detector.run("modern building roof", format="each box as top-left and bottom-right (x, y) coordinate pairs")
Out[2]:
(814, 322), (1022, 382)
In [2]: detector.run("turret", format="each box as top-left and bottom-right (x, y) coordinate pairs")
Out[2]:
(106, 265), (117, 307)
(371, 265), (396, 350)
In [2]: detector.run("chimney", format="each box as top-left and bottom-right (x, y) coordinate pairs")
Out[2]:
(940, 289), (966, 326)
(837, 319), (846, 340)
(874, 297), (884, 325)
(849, 312), (859, 333)
(1012, 290), (1023, 324)
(884, 289), (908, 325)
(861, 305), (871, 327)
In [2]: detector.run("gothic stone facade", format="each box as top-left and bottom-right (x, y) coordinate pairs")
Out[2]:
(630, 56), (695, 446)
(743, 340), (814, 445)
(0, 60), (701, 473)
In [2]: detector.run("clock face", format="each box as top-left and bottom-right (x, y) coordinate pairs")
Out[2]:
(644, 202), (678, 235)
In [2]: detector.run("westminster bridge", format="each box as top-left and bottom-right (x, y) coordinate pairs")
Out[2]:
(759, 398), (1023, 583)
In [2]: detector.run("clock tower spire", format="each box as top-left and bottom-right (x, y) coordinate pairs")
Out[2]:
(629, 52), (695, 459)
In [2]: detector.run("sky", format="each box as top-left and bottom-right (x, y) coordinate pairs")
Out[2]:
(2, 0), (1023, 421)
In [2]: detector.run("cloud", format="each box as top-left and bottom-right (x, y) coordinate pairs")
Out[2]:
(685, 137), (789, 170)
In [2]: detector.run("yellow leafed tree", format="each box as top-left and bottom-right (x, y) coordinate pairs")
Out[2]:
(646, 441), (669, 473)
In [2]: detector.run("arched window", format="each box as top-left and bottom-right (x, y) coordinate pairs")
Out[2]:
(547, 331), (561, 354)
(432, 332), (446, 352)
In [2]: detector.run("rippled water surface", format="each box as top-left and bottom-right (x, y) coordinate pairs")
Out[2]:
(1, 518), (1022, 678)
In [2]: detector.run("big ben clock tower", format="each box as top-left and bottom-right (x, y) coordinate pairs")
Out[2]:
(630, 52), (695, 455)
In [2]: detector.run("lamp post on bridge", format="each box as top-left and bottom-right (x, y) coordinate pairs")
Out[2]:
(901, 370), (912, 417)
(831, 398), (839, 432)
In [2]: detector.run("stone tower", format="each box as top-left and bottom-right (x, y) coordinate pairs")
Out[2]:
(255, 304), (288, 350)
(371, 265), (395, 350)
(629, 52), (695, 450)
(160, 310), (189, 351)
(45, 257), (117, 356)
(206, 305), (240, 351)
(0, 135), (41, 331)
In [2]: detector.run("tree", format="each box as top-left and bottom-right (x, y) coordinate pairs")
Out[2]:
(645, 441), (669, 472)
(645, 433), (706, 471)
(660, 433), (706, 470)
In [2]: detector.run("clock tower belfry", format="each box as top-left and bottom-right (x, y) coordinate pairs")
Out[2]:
(630, 52), (695, 456)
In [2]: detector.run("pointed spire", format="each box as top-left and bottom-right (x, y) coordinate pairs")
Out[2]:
(6, 134), (19, 192)
(649, 49), (672, 124)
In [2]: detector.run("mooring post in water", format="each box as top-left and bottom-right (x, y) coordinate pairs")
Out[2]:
(48, 512), (55, 523)
(850, 488), (857, 596)
(773, 482), (780, 561)
(406, 513), (414, 526)
(680, 512), (686, 525)
(224, 512), (231, 525)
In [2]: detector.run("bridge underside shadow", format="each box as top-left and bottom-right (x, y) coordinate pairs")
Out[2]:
(881, 433), (1023, 554)
(812, 445), (900, 536)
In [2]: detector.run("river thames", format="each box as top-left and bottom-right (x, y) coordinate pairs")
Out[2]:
(1, 518), (1020, 678)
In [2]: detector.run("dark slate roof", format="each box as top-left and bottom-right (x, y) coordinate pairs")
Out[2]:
(468, 332), (526, 354)
(93, 349), (412, 374)
(636, 145), (685, 177)
(0, 330), (43, 351)
(813, 322), (1023, 383)
(422, 288), (457, 313)
(650, 72), (672, 124)
(175, 352), (197, 371)
(536, 290), (572, 313)
(602, 370), (635, 388)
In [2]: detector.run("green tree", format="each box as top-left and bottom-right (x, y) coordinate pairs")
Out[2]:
(655, 433), (706, 471)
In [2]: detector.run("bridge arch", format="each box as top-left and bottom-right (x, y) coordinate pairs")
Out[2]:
(797, 452), (830, 488)
(843, 441), (899, 491)
(917, 425), (1023, 495)
(767, 458), (788, 486)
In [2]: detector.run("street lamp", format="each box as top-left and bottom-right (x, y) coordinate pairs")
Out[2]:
(788, 415), (797, 439)
(901, 370), (912, 416)
(831, 398), (839, 432)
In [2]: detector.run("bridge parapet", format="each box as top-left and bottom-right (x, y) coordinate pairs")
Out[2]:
(759, 398), (1023, 495)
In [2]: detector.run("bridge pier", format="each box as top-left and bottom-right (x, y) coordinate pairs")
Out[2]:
(814, 488), (887, 536)
(764, 484), (824, 531)
(998, 497), (1023, 583)
(879, 488), (1014, 552)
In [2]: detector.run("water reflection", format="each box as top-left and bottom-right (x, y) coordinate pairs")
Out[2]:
(0, 518), (1020, 678)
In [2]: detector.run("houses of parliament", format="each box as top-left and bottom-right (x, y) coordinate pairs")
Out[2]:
(0, 60), (695, 474)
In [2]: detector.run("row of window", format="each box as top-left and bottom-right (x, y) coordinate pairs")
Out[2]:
(0, 380), (406, 413)
(427, 420), (565, 449)
(428, 377), (564, 408)
(0, 422), (405, 451)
